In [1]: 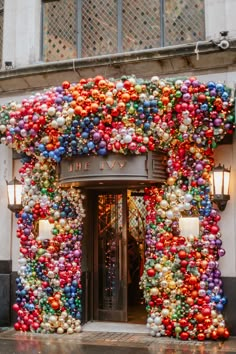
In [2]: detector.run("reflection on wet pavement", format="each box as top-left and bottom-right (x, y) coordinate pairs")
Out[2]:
(0, 329), (235, 354)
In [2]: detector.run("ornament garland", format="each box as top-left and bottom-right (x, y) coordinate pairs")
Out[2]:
(0, 74), (234, 339)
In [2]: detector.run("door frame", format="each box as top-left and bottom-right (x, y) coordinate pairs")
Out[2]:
(89, 189), (128, 322)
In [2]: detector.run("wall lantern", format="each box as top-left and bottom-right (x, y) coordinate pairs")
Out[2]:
(38, 219), (53, 240)
(211, 164), (231, 211)
(179, 217), (200, 238)
(6, 177), (23, 212)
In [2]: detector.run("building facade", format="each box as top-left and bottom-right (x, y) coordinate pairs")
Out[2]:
(0, 0), (235, 338)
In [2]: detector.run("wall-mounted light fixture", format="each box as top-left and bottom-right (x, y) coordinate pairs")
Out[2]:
(6, 177), (23, 212)
(179, 217), (200, 238)
(211, 164), (231, 211)
(38, 219), (53, 240)
(5, 61), (13, 70)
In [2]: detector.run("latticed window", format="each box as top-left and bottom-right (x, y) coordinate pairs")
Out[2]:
(0, 0), (4, 68)
(42, 0), (77, 62)
(42, 0), (205, 62)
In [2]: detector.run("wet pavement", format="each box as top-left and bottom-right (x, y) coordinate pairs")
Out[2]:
(0, 328), (236, 354)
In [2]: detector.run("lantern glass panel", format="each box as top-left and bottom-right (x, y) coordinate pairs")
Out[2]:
(213, 171), (223, 195)
(7, 184), (15, 205)
(15, 184), (23, 205)
(223, 170), (230, 195)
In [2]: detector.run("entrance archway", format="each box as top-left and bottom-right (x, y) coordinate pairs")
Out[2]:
(1, 75), (232, 340)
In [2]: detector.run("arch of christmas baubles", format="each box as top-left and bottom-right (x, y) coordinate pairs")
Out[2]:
(0, 75), (234, 340)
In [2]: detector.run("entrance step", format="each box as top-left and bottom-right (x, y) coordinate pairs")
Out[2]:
(82, 321), (148, 334)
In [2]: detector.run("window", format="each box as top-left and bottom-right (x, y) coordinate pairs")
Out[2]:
(42, 0), (77, 62)
(42, 0), (205, 62)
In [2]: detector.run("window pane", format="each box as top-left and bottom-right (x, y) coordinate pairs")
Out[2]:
(97, 193), (123, 310)
(43, 0), (77, 62)
(122, 0), (161, 52)
(164, 0), (205, 46)
(81, 0), (118, 58)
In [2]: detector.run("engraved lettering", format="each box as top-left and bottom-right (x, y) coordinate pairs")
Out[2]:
(76, 162), (82, 171)
(100, 161), (105, 170)
(84, 162), (89, 171)
(106, 160), (116, 169)
(117, 160), (127, 168)
(67, 158), (127, 175)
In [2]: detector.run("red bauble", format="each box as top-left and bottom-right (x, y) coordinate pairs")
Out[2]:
(155, 242), (164, 251)
(180, 260), (188, 267)
(180, 332), (189, 341)
(201, 306), (211, 317)
(211, 225), (219, 234)
(223, 329), (230, 339)
(178, 250), (187, 259)
(197, 333), (206, 341)
(169, 246), (178, 254)
(179, 319), (188, 328)
(32, 322), (40, 331)
(14, 322), (21, 331)
(147, 269), (155, 277)
(211, 330), (219, 340)
(62, 81), (70, 89)
(12, 303), (20, 312)
(162, 318), (170, 327)
(21, 324), (28, 332)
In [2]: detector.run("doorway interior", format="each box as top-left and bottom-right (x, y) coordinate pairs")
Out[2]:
(86, 188), (147, 324)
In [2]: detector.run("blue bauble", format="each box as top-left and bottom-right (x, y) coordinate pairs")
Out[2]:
(144, 122), (150, 130)
(84, 117), (90, 125)
(216, 83), (224, 93)
(93, 116), (100, 125)
(97, 147), (107, 156)
(216, 303), (224, 312)
(49, 151), (55, 159)
(72, 120), (79, 127)
(87, 141), (95, 150)
(28, 304), (35, 311)
(137, 106), (144, 113)
(143, 100), (150, 108)
(42, 151), (49, 158)
(75, 312), (81, 320)
(221, 297), (227, 305)
(214, 294), (221, 303)
(81, 131), (89, 139)
(221, 91), (229, 101)
(207, 81), (216, 90)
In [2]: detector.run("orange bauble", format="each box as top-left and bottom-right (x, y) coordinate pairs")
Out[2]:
(217, 327), (226, 337)
(51, 300), (60, 310)
(195, 313), (204, 323)
(74, 105), (83, 115)
(121, 93), (130, 103)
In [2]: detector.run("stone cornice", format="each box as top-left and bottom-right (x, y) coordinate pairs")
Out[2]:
(0, 40), (236, 97)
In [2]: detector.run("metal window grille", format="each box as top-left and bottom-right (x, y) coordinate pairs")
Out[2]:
(81, 0), (118, 57)
(164, 0), (205, 46)
(122, 0), (161, 52)
(42, 0), (77, 62)
(42, 0), (205, 62)
(0, 0), (4, 68)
